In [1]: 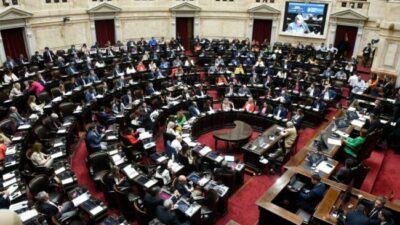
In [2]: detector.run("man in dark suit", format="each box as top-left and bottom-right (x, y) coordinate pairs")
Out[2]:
(298, 174), (327, 212)
(44, 113), (62, 132)
(145, 83), (156, 96)
(156, 199), (188, 225)
(3, 56), (16, 70)
(144, 186), (163, 218)
(370, 100), (382, 116)
(31, 51), (44, 64)
(379, 209), (394, 225)
(345, 204), (369, 225)
(273, 104), (288, 119)
(43, 47), (56, 63)
(16, 54), (28, 66)
(36, 191), (77, 222)
(66, 64), (79, 76)
(364, 113), (382, 134)
(174, 175), (191, 198)
(9, 106), (27, 126)
(312, 98), (327, 112)
(86, 124), (105, 151)
(360, 196), (386, 225)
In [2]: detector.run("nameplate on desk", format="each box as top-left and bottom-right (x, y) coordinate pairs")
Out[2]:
(106, 135), (117, 141)
(72, 193), (90, 207)
(157, 156), (168, 163)
(90, 206), (104, 215)
(57, 129), (67, 134)
(18, 124), (31, 130)
(199, 147), (212, 156)
(55, 167), (66, 175)
(9, 200), (28, 211)
(53, 142), (64, 148)
(3, 178), (17, 187)
(3, 171), (15, 180)
(9, 191), (22, 201)
(61, 177), (74, 185)
(52, 151), (64, 159)
(19, 209), (38, 222)
(144, 180), (157, 188)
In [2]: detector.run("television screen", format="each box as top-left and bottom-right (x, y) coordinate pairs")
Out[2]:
(282, 2), (329, 37)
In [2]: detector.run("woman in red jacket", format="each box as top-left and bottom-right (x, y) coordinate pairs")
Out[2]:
(243, 97), (255, 112)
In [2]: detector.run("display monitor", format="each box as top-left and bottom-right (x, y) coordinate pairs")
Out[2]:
(282, 2), (329, 37)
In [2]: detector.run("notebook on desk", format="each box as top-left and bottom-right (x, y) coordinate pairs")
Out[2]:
(288, 176), (305, 192)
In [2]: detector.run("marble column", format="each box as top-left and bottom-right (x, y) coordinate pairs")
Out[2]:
(248, 15), (254, 41)
(353, 26), (364, 58)
(0, 34), (5, 64)
(114, 17), (122, 42)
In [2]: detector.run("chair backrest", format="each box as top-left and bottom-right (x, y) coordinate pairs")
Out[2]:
(51, 87), (62, 98)
(204, 189), (219, 210)
(38, 91), (51, 103)
(34, 125), (51, 141)
(88, 152), (111, 172)
(64, 81), (74, 92)
(59, 102), (76, 117)
(0, 118), (16, 136)
(28, 174), (50, 196)
(359, 129), (382, 161)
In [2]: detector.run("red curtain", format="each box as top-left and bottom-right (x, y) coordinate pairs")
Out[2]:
(176, 18), (193, 50)
(95, 20), (115, 47)
(252, 19), (272, 44)
(334, 25), (358, 59)
(1, 28), (27, 59)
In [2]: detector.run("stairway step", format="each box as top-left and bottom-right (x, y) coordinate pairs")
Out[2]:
(360, 150), (386, 193)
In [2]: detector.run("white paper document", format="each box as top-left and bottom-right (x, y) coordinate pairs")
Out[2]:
(90, 206), (103, 215)
(316, 161), (335, 174)
(327, 138), (342, 146)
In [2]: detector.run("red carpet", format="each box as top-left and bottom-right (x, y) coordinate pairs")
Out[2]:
(371, 149), (400, 200)
(360, 150), (386, 193)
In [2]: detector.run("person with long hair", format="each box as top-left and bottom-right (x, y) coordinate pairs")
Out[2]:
(27, 95), (45, 114)
(30, 142), (53, 168)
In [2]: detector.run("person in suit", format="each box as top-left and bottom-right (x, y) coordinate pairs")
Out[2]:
(145, 82), (156, 96)
(84, 86), (97, 102)
(291, 109), (304, 129)
(31, 51), (44, 64)
(320, 87), (336, 101)
(9, 106), (27, 126)
(369, 100), (382, 116)
(273, 104), (288, 119)
(66, 64), (79, 76)
(98, 106), (116, 124)
(379, 209), (394, 225)
(238, 84), (251, 97)
(43, 47), (56, 63)
(306, 83), (320, 98)
(312, 98), (327, 112)
(44, 113), (62, 132)
(144, 186), (163, 218)
(156, 199), (189, 225)
(15, 54), (28, 66)
(36, 191), (77, 222)
(3, 56), (16, 71)
(345, 204), (369, 225)
(188, 101), (201, 117)
(298, 174), (327, 212)
(359, 196), (386, 225)
(86, 124), (106, 151)
(195, 85), (207, 98)
(174, 175), (192, 198)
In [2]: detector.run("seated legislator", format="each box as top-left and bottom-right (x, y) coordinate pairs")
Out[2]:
(44, 113), (62, 132)
(30, 142), (54, 168)
(156, 199), (190, 225)
(86, 124), (106, 151)
(291, 109), (304, 129)
(306, 83), (320, 98)
(225, 84), (236, 97)
(342, 129), (367, 158)
(345, 204), (370, 225)
(36, 191), (77, 222)
(203, 100), (214, 113)
(216, 74), (228, 86)
(320, 87), (336, 101)
(298, 174), (327, 212)
(334, 158), (358, 184)
(222, 98), (235, 111)
(3, 70), (19, 84)
(155, 163), (171, 186)
(234, 64), (245, 75)
(144, 186), (163, 218)
(122, 128), (140, 145)
(174, 175), (193, 198)
(27, 95), (45, 114)
(242, 97), (255, 112)
(9, 83), (22, 99)
(188, 101), (201, 117)
(238, 84), (251, 97)
(273, 104), (288, 120)
(312, 98), (327, 112)
(176, 112), (187, 127)
(166, 121), (179, 138)
(363, 113), (382, 134)
(378, 209), (394, 225)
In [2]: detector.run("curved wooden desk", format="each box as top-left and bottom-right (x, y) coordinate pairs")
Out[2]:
(213, 120), (253, 150)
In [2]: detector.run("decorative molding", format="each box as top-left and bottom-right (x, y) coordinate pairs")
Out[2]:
(87, 2), (121, 14)
(169, 2), (201, 12)
(0, 6), (33, 21)
(248, 4), (280, 14)
(330, 9), (368, 21)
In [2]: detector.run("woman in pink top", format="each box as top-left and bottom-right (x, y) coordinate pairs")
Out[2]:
(28, 80), (44, 96)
